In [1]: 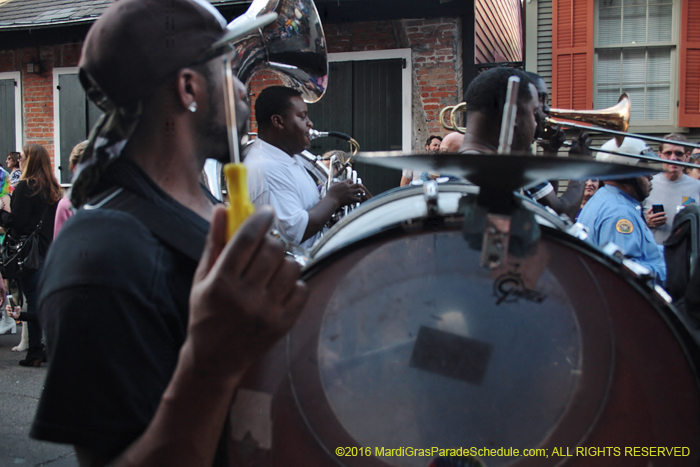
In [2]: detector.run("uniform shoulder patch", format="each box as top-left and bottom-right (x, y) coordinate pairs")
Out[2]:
(616, 219), (634, 234)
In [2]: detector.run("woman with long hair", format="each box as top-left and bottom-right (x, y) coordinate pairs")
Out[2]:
(0, 143), (60, 366)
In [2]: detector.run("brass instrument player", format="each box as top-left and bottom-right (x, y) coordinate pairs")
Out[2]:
(523, 72), (592, 221)
(245, 86), (370, 248)
(458, 67), (539, 155)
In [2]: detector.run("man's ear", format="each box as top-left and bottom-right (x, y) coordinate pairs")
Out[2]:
(271, 114), (285, 130)
(175, 68), (203, 112)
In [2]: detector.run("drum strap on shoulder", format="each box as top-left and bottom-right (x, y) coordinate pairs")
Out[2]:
(85, 187), (206, 263)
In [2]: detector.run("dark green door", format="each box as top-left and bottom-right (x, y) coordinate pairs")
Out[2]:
(0, 78), (17, 158)
(307, 58), (403, 196)
(58, 73), (103, 184)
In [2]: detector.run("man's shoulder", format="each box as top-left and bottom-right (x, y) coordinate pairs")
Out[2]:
(245, 144), (286, 170)
(680, 174), (700, 189)
(583, 188), (638, 220)
(43, 207), (165, 295)
(60, 206), (156, 242)
(245, 150), (300, 189)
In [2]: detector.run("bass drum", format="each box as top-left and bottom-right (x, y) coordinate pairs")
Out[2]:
(229, 183), (700, 467)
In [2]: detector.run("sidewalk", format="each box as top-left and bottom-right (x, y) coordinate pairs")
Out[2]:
(0, 324), (77, 467)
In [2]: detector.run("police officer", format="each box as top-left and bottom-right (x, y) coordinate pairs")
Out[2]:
(577, 166), (666, 286)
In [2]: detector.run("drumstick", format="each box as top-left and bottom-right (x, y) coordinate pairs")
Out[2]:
(497, 75), (520, 154)
(222, 55), (255, 240)
(224, 164), (254, 240)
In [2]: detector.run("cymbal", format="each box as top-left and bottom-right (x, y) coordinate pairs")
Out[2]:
(354, 151), (659, 191)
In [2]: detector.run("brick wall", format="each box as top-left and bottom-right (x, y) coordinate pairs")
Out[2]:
(1, 44), (82, 165)
(1, 17), (462, 165)
(248, 18), (463, 149)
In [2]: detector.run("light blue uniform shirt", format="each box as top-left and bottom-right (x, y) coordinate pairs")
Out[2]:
(578, 185), (666, 286)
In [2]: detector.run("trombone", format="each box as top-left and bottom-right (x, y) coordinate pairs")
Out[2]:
(439, 93), (700, 167)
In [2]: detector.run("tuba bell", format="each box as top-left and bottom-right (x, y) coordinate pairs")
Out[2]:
(202, 0), (329, 199)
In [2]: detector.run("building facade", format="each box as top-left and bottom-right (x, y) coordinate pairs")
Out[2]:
(524, 0), (700, 146)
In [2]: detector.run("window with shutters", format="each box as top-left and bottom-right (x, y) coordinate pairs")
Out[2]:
(594, 0), (677, 126)
(552, 0), (593, 110)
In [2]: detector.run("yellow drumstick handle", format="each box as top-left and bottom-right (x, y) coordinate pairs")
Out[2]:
(224, 162), (255, 240)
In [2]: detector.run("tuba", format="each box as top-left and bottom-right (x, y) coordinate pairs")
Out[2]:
(202, 0), (329, 200)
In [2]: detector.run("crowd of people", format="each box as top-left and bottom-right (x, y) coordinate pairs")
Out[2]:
(0, 140), (88, 362)
(0, 0), (699, 466)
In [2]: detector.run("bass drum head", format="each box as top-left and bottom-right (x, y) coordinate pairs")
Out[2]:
(230, 188), (700, 467)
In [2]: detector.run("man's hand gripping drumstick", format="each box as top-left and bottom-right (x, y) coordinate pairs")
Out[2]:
(189, 205), (307, 366)
(124, 207), (307, 466)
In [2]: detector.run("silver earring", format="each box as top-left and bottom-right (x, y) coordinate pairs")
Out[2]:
(188, 102), (198, 113)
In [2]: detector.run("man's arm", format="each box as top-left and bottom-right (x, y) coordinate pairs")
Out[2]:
(538, 180), (585, 220)
(303, 180), (368, 242)
(537, 132), (592, 220)
(597, 216), (666, 285)
(79, 206), (306, 467)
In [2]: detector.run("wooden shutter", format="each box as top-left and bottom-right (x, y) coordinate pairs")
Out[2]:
(0, 79), (16, 156)
(679, 0), (700, 128)
(552, 0), (593, 110)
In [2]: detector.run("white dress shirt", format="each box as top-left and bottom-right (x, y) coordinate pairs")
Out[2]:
(244, 138), (323, 248)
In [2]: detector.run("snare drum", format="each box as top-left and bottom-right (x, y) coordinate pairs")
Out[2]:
(229, 183), (700, 467)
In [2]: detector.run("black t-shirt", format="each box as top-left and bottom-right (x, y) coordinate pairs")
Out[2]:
(31, 158), (214, 461)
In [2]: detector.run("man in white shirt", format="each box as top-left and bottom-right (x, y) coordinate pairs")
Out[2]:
(400, 135), (442, 186)
(642, 133), (700, 244)
(245, 86), (368, 248)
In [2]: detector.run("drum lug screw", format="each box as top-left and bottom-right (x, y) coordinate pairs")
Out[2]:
(423, 181), (439, 218)
(481, 213), (512, 269)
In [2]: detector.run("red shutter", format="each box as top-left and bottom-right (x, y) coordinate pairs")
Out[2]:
(552, 0), (594, 110)
(679, 0), (700, 127)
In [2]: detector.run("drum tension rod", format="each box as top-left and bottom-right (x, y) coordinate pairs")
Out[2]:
(423, 180), (439, 218)
(477, 188), (517, 270)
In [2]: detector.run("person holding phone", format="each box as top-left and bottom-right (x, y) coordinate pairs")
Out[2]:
(642, 134), (700, 244)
